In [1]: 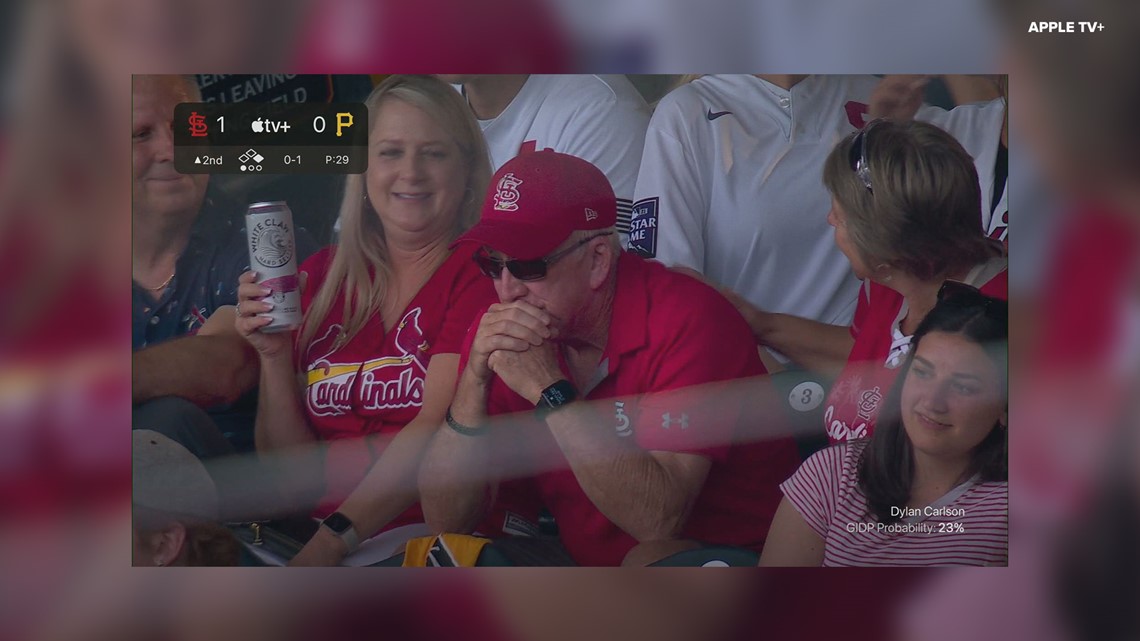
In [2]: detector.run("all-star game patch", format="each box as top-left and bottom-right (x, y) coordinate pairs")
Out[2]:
(628, 197), (659, 258)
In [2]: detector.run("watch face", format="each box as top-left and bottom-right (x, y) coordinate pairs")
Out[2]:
(323, 512), (353, 534)
(544, 386), (568, 406)
(541, 380), (577, 408)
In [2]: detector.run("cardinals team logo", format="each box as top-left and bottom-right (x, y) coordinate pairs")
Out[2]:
(493, 173), (524, 211)
(356, 308), (428, 410)
(614, 401), (632, 437)
(305, 325), (357, 417)
(305, 308), (430, 417)
(393, 308), (429, 365)
(824, 404), (869, 441)
(856, 387), (882, 422)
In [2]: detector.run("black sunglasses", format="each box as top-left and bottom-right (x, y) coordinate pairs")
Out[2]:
(937, 280), (1008, 320)
(475, 232), (614, 281)
(849, 118), (885, 193)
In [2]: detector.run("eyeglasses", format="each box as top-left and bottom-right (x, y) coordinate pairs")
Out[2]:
(849, 118), (885, 193)
(937, 280), (1008, 321)
(474, 232), (614, 281)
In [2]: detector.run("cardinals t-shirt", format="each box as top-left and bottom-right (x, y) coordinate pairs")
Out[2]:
(297, 244), (497, 526)
(824, 258), (1008, 443)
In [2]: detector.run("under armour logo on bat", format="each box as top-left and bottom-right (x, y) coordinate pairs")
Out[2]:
(661, 412), (689, 430)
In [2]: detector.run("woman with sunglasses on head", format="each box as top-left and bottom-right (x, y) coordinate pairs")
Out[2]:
(733, 119), (1007, 443)
(234, 75), (538, 566)
(760, 288), (1008, 566)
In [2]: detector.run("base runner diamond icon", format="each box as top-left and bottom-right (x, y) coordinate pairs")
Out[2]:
(239, 149), (265, 164)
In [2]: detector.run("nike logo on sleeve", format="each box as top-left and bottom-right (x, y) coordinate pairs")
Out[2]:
(706, 109), (733, 121)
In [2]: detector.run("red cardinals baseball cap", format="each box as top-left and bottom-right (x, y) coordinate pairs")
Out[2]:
(451, 149), (617, 260)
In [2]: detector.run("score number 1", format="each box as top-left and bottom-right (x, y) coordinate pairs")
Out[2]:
(217, 116), (225, 133)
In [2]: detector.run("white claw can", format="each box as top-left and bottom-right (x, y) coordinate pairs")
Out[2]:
(246, 201), (303, 333)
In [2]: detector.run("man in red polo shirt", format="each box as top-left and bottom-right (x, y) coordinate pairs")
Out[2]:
(419, 150), (801, 566)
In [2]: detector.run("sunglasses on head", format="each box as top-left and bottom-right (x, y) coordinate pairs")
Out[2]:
(849, 118), (886, 193)
(937, 280), (1008, 320)
(474, 232), (614, 281)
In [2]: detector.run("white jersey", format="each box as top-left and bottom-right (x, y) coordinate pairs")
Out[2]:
(916, 98), (1008, 243)
(632, 74), (883, 330)
(632, 75), (1008, 338)
(470, 75), (651, 243)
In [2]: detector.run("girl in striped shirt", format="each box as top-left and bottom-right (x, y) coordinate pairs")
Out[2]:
(760, 283), (1008, 566)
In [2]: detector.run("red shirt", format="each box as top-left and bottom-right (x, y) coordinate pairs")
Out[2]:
(298, 244), (519, 529)
(824, 259), (1008, 443)
(468, 252), (801, 565)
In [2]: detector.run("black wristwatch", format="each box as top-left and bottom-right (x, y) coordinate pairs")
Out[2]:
(534, 379), (578, 421)
(320, 511), (360, 553)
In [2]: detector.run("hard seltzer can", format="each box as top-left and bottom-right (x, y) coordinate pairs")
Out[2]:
(246, 201), (302, 332)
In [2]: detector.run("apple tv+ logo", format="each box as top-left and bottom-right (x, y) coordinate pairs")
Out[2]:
(251, 118), (292, 134)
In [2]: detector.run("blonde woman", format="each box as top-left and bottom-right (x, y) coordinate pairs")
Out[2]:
(236, 75), (536, 565)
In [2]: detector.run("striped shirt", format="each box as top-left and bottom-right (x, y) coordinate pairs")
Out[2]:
(781, 440), (1008, 566)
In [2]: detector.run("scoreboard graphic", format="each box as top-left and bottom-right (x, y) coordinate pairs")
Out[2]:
(174, 102), (368, 174)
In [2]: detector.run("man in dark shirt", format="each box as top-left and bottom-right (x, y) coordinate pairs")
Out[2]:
(131, 75), (315, 460)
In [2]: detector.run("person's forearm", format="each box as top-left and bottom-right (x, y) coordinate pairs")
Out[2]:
(132, 335), (259, 407)
(756, 314), (854, 377)
(253, 353), (322, 512)
(418, 371), (495, 534)
(253, 353), (316, 452)
(334, 415), (440, 541)
(544, 402), (701, 542)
